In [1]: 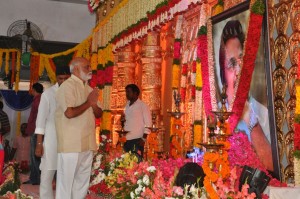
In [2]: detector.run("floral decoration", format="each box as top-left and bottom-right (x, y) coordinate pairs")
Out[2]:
(197, 25), (213, 117)
(0, 49), (21, 91)
(0, 161), (21, 196)
(89, 153), (204, 199)
(170, 118), (184, 159)
(2, 189), (33, 199)
(215, 167), (256, 199)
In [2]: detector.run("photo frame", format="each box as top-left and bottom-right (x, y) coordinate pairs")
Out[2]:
(211, 1), (281, 180)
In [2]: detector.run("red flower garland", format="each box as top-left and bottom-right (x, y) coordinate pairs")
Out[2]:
(174, 41), (181, 59)
(97, 68), (105, 87)
(198, 33), (213, 117)
(295, 124), (300, 150)
(229, 13), (264, 131)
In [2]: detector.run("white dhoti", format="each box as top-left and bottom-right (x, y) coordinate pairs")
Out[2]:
(39, 167), (56, 199)
(55, 151), (93, 199)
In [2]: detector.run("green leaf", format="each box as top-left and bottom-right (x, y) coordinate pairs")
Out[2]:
(173, 59), (180, 65)
(295, 114), (300, 124)
(294, 150), (300, 159)
(197, 26), (207, 36)
(194, 120), (203, 125)
(217, 0), (224, 6)
(251, 0), (265, 15)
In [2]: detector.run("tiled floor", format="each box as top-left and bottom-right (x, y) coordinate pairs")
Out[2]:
(19, 174), (40, 199)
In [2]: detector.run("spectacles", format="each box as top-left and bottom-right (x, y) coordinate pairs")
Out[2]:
(226, 57), (241, 70)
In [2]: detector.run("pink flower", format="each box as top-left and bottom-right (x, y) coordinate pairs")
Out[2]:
(172, 186), (184, 196)
(241, 184), (250, 196)
(173, 41), (181, 59)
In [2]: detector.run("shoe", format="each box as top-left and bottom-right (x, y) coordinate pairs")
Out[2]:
(22, 180), (32, 184)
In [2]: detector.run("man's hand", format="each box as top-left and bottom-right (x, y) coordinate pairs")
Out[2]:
(35, 144), (44, 157)
(87, 88), (99, 106)
(139, 138), (146, 147)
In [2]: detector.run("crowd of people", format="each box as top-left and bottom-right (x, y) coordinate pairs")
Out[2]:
(0, 57), (152, 199)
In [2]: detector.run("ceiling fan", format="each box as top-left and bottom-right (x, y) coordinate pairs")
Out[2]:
(7, 19), (44, 53)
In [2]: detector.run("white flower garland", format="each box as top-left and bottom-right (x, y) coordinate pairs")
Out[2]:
(207, 19), (218, 111)
(295, 157), (300, 185)
(92, 0), (205, 50)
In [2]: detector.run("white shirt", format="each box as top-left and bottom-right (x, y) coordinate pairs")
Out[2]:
(35, 83), (58, 170)
(124, 99), (152, 140)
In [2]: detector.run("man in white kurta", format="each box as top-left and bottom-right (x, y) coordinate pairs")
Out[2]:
(35, 65), (71, 199)
(55, 57), (102, 199)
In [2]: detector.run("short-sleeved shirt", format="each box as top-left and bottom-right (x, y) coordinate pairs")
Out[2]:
(12, 136), (30, 163)
(55, 74), (97, 153)
(124, 99), (152, 140)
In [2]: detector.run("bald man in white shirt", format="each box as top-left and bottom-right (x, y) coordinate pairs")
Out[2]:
(123, 84), (152, 158)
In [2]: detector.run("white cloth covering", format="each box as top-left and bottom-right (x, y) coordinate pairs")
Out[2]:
(265, 185), (300, 199)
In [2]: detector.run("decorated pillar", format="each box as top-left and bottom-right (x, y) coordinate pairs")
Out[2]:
(141, 31), (162, 116)
(111, 54), (120, 148)
(141, 31), (163, 155)
(112, 45), (136, 149)
(116, 45), (136, 110)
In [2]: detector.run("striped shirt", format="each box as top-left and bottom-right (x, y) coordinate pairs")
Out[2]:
(0, 109), (10, 134)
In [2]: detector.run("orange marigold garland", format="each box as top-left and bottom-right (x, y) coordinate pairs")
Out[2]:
(203, 152), (219, 199)
(146, 133), (159, 160)
(170, 118), (184, 158)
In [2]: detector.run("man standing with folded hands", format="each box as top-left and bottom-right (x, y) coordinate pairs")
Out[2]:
(55, 57), (102, 199)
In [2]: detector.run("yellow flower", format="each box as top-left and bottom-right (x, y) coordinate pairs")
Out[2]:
(193, 124), (202, 147)
(172, 64), (180, 88)
(91, 53), (98, 70)
(195, 61), (202, 88)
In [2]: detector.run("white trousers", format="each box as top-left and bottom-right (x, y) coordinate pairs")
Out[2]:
(55, 151), (93, 199)
(40, 169), (56, 199)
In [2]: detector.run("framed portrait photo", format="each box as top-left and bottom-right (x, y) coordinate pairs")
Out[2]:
(211, 1), (281, 179)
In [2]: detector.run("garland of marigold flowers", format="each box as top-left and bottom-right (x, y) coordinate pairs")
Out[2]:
(170, 119), (184, 158)
(29, 55), (40, 92)
(203, 152), (219, 199)
(11, 52), (16, 85)
(169, 16), (184, 157)
(0, 49), (21, 91)
(96, 44), (114, 148)
(146, 133), (159, 160)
